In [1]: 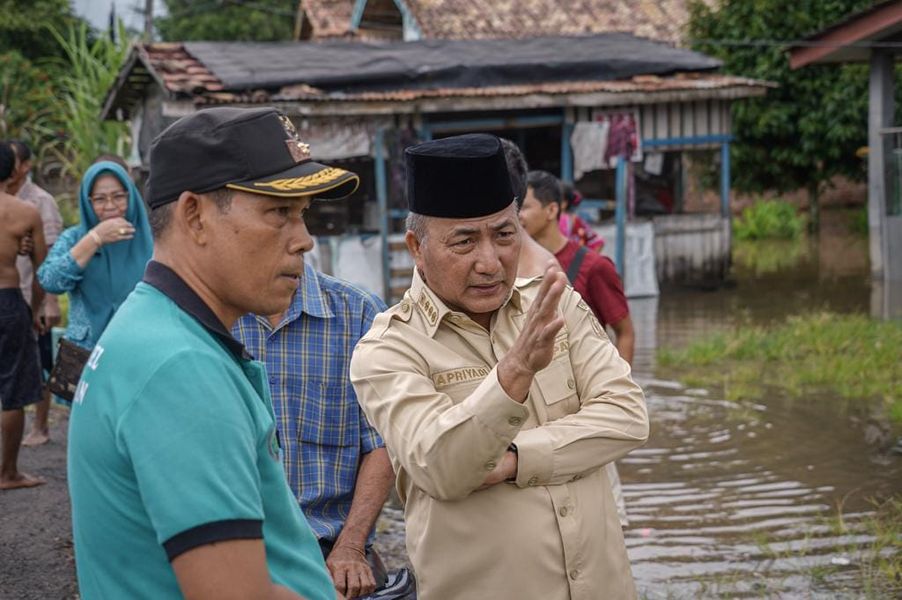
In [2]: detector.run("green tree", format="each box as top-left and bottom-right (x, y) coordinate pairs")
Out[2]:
(0, 51), (63, 161)
(157, 0), (299, 41)
(689, 0), (874, 230)
(0, 0), (84, 60)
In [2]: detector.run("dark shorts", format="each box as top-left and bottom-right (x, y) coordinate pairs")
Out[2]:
(0, 289), (43, 411)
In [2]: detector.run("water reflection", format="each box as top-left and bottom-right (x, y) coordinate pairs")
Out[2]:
(374, 211), (900, 596)
(872, 279), (902, 320)
(625, 210), (900, 597)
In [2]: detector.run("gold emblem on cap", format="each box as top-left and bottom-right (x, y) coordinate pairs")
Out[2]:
(254, 167), (346, 191)
(278, 115), (311, 163)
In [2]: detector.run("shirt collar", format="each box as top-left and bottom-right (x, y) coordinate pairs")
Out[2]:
(143, 260), (251, 359)
(263, 262), (333, 332)
(298, 262), (333, 319)
(410, 269), (523, 337)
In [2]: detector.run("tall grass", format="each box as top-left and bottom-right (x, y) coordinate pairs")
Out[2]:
(48, 21), (131, 178)
(734, 199), (805, 241)
(747, 498), (901, 598)
(658, 313), (902, 422)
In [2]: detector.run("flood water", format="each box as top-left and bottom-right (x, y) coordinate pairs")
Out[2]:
(375, 210), (902, 598)
(626, 211), (900, 598)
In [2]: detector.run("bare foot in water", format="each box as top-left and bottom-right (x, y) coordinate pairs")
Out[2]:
(21, 431), (50, 447)
(0, 472), (46, 490)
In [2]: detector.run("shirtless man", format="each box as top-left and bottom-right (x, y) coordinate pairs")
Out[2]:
(0, 141), (47, 490)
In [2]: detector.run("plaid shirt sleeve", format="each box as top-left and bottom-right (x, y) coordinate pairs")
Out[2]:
(357, 291), (387, 454)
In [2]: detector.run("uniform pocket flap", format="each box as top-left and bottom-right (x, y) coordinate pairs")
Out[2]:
(535, 359), (577, 405)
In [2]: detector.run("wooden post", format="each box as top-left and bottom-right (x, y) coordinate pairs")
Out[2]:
(560, 108), (574, 184)
(869, 50), (894, 283)
(375, 127), (391, 301)
(720, 141), (732, 273)
(615, 156), (627, 276)
(293, 1), (305, 41)
(143, 0), (154, 41)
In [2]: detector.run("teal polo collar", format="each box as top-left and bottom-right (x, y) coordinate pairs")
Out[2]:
(143, 260), (251, 359)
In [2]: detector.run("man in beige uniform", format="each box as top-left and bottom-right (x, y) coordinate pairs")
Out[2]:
(350, 134), (648, 600)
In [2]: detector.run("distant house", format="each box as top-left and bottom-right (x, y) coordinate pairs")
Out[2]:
(790, 0), (902, 318)
(103, 27), (770, 298)
(299, 0), (694, 44)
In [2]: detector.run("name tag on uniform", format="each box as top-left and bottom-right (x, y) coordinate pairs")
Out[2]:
(432, 366), (489, 389)
(553, 333), (570, 359)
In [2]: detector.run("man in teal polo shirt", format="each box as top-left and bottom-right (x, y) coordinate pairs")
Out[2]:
(68, 107), (360, 599)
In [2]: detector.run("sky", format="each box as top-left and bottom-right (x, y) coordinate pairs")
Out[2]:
(71, 0), (168, 35)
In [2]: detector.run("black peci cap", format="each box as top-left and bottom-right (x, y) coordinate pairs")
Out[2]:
(146, 107), (359, 209)
(405, 133), (514, 218)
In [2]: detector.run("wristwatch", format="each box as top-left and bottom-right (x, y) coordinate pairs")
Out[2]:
(506, 443), (518, 482)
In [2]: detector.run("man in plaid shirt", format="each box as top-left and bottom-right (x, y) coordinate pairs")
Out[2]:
(233, 261), (394, 599)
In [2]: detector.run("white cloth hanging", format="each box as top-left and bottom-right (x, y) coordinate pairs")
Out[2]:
(570, 121), (610, 180)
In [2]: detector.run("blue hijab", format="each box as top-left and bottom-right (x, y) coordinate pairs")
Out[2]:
(76, 161), (153, 341)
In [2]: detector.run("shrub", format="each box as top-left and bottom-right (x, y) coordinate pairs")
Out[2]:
(733, 199), (805, 240)
(0, 51), (63, 164)
(851, 206), (869, 236)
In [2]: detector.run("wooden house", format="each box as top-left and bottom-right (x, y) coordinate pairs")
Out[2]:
(790, 0), (902, 319)
(103, 16), (770, 300)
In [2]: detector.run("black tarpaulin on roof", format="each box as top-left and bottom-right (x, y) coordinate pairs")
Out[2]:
(185, 33), (721, 93)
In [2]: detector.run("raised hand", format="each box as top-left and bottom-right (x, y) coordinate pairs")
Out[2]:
(90, 217), (135, 246)
(497, 260), (566, 402)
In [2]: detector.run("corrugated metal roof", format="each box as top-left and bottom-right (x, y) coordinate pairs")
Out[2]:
(103, 41), (771, 119)
(200, 73), (774, 105)
(181, 34), (720, 92)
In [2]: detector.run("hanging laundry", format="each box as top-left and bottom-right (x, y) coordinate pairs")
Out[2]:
(570, 121), (609, 179)
(603, 112), (641, 168)
(644, 152), (664, 176)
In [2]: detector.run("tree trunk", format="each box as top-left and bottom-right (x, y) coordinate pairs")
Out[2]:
(808, 182), (820, 234)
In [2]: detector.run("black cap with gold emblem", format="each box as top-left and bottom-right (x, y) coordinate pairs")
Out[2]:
(405, 133), (514, 219)
(146, 107), (359, 209)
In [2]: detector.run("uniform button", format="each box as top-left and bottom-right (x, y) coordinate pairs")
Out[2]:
(400, 302), (410, 313)
(269, 376), (276, 384)
(485, 461), (497, 471)
(527, 476), (539, 486)
(559, 506), (569, 517)
(566, 378), (575, 390)
(508, 416), (522, 426)
(569, 569), (580, 580)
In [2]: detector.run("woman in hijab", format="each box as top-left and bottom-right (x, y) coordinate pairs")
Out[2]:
(37, 161), (152, 351)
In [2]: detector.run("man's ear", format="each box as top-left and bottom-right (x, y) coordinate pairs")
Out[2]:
(547, 201), (561, 222)
(405, 230), (422, 264)
(173, 191), (208, 245)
